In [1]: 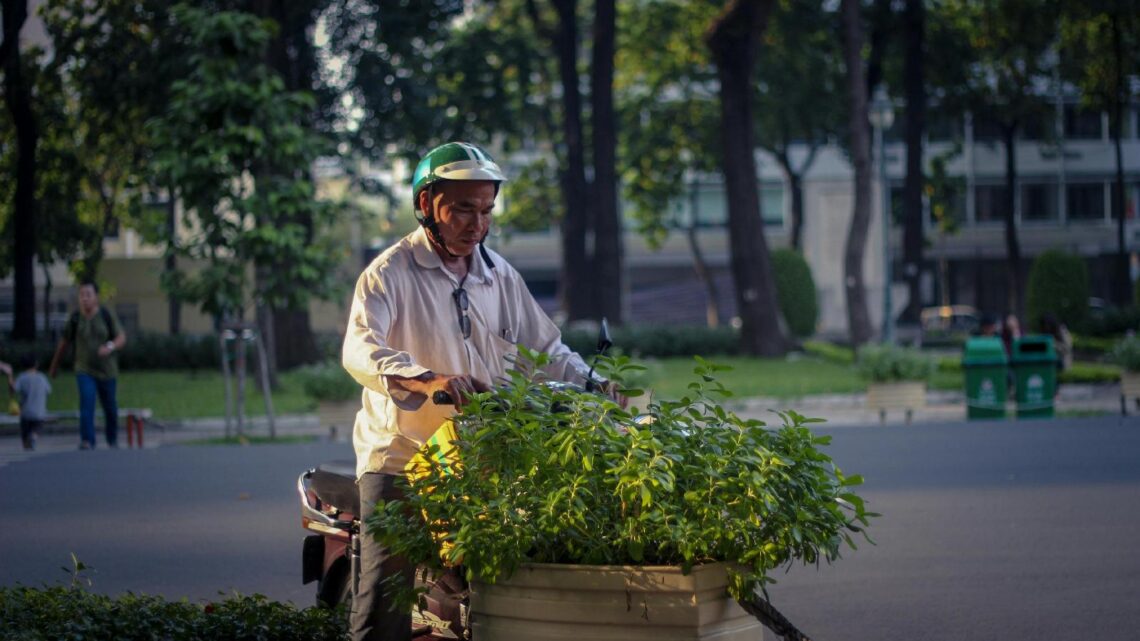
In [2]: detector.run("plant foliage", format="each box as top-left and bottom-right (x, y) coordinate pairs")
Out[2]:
(855, 344), (935, 383)
(771, 249), (819, 338)
(1026, 249), (1090, 333)
(1109, 336), (1140, 373)
(371, 349), (872, 604)
(295, 361), (362, 402)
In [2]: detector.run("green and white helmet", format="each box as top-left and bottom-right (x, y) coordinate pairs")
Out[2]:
(412, 142), (506, 211)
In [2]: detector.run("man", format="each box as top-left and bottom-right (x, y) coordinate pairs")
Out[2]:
(342, 142), (619, 641)
(49, 280), (127, 449)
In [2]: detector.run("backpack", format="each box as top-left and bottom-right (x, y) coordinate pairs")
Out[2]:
(67, 307), (115, 344)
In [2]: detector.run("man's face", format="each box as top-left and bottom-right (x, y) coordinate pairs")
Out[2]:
(78, 284), (99, 314)
(421, 180), (497, 257)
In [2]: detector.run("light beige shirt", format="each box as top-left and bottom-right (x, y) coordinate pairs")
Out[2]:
(343, 226), (593, 477)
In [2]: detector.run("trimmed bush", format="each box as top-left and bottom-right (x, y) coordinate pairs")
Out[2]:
(802, 340), (855, 365)
(855, 344), (935, 383)
(1109, 336), (1140, 373)
(1082, 305), (1140, 337)
(1026, 249), (1089, 333)
(1059, 362), (1121, 384)
(771, 248), (819, 338)
(295, 360), (361, 402)
(561, 324), (740, 358)
(0, 586), (346, 641)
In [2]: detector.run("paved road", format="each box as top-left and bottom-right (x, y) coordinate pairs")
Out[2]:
(2, 416), (1139, 640)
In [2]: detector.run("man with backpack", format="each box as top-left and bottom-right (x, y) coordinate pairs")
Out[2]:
(49, 280), (127, 449)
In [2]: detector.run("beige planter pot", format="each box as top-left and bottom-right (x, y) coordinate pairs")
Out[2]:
(316, 400), (358, 433)
(865, 381), (927, 424)
(470, 562), (764, 641)
(1121, 372), (1140, 414)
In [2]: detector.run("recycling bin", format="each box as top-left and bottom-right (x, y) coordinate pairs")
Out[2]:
(1011, 335), (1056, 419)
(962, 337), (1008, 420)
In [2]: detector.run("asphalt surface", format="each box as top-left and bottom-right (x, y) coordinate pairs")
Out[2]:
(1, 415), (1139, 640)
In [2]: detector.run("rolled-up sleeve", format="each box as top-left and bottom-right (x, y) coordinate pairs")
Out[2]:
(342, 268), (430, 396)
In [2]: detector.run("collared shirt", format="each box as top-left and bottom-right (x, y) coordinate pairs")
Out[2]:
(343, 226), (593, 477)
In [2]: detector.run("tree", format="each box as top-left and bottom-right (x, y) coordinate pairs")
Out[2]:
(706, 0), (788, 357)
(615, 0), (723, 327)
(1061, 0), (1140, 307)
(1, 0), (37, 339)
(753, 0), (844, 251)
(899, 0), (926, 323)
(940, 0), (1057, 316)
(840, 0), (874, 346)
(148, 5), (341, 382)
(39, 0), (180, 284)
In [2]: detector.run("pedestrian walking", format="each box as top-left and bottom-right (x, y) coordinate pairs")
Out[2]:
(10, 354), (52, 450)
(48, 280), (127, 449)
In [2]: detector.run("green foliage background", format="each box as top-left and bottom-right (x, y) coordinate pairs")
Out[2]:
(1026, 249), (1090, 332)
(771, 248), (819, 338)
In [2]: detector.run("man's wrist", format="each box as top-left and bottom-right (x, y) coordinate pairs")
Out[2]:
(104, 341), (115, 352)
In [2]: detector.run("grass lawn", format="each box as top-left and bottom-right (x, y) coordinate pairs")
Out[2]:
(41, 369), (317, 421)
(31, 357), (969, 422)
(639, 355), (961, 400)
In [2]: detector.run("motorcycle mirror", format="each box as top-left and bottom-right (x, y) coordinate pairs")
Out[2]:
(596, 318), (613, 355)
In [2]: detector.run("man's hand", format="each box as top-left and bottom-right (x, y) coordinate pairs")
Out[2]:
(387, 372), (491, 407)
(599, 380), (629, 409)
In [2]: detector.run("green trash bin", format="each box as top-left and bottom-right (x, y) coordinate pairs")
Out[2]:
(1011, 335), (1056, 419)
(963, 337), (1008, 419)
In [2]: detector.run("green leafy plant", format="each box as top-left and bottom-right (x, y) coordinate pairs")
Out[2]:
(0, 558), (345, 641)
(1026, 249), (1090, 333)
(370, 348), (873, 606)
(295, 361), (361, 403)
(771, 248), (819, 338)
(1109, 336), (1140, 373)
(855, 344), (935, 383)
(802, 340), (855, 365)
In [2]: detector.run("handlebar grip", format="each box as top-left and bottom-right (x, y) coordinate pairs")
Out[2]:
(432, 390), (455, 405)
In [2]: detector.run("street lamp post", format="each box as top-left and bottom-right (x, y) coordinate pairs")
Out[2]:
(869, 86), (896, 344)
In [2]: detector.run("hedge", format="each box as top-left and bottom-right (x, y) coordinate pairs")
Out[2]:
(1026, 249), (1089, 333)
(771, 248), (819, 338)
(0, 586), (345, 641)
(561, 324), (740, 358)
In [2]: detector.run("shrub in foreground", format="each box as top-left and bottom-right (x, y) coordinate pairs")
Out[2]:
(0, 585), (345, 641)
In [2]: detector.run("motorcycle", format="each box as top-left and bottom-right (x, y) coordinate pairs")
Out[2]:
(298, 322), (615, 640)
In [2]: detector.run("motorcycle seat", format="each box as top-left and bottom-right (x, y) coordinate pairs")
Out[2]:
(311, 460), (360, 514)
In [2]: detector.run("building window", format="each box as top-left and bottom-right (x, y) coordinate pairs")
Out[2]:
(1066, 182), (1106, 222)
(1109, 181), (1140, 221)
(974, 184), (1008, 224)
(1064, 105), (1103, 140)
(760, 184), (784, 227)
(1020, 181), (1059, 222)
(1021, 110), (1056, 141)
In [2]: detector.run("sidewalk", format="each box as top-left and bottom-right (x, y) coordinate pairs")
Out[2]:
(729, 383), (1129, 426)
(1, 383), (1131, 454)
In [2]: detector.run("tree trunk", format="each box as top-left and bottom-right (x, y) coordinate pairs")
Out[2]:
(254, 0), (321, 366)
(1110, 11), (1130, 306)
(1001, 123), (1023, 316)
(165, 193), (182, 335)
(686, 218), (721, 328)
(841, 0), (874, 347)
(901, 0), (926, 323)
(2, 0), (38, 340)
(707, 0), (787, 357)
(590, 0), (622, 324)
(552, 0), (593, 322)
(40, 261), (51, 337)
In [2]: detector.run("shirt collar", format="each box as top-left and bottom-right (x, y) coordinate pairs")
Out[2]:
(409, 226), (493, 285)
